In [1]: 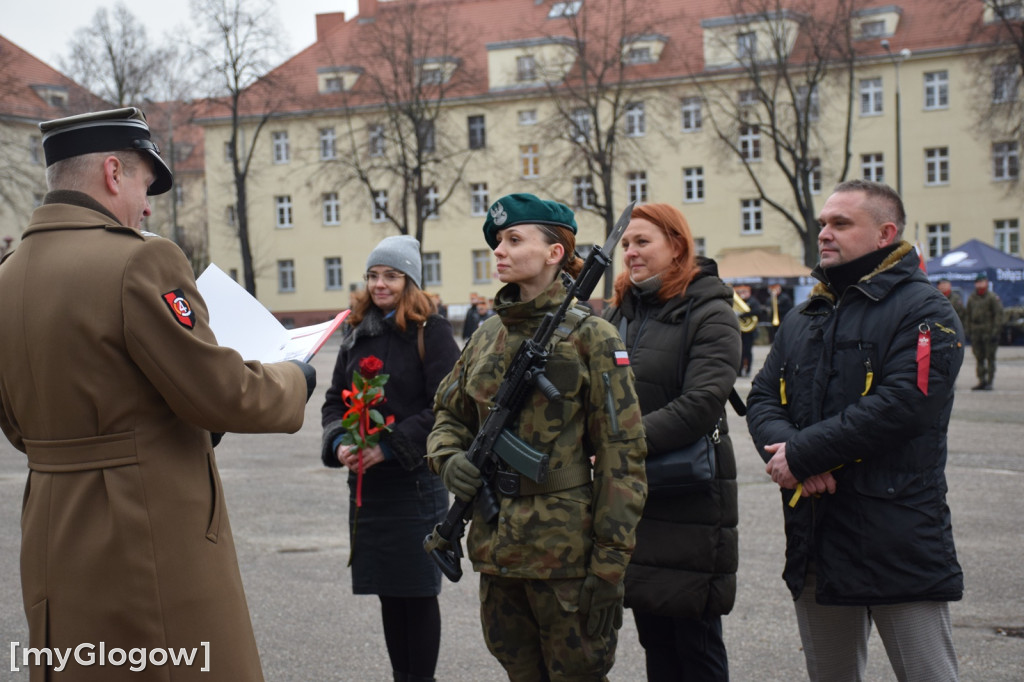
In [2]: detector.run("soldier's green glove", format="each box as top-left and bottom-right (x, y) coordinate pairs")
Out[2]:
(440, 452), (482, 502)
(578, 574), (624, 639)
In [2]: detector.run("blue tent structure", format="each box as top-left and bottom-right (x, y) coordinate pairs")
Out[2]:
(926, 239), (1024, 307)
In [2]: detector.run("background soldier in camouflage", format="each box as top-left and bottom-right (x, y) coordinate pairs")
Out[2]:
(428, 194), (647, 681)
(936, 278), (966, 323)
(965, 273), (1003, 390)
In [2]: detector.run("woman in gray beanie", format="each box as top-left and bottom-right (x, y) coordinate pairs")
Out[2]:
(321, 234), (460, 682)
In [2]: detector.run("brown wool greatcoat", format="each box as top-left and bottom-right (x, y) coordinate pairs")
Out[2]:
(0, 197), (308, 681)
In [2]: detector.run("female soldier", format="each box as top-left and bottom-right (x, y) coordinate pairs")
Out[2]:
(321, 235), (460, 682)
(603, 204), (741, 681)
(428, 193), (647, 681)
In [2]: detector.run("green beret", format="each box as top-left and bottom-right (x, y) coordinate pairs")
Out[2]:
(975, 272), (989, 282)
(482, 193), (577, 249)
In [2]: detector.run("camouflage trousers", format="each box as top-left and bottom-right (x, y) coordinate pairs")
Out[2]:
(479, 573), (617, 681)
(971, 335), (998, 384)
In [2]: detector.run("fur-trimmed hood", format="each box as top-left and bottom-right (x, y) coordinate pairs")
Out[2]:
(809, 241), (917, 303)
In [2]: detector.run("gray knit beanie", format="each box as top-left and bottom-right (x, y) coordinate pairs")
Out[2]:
(366, 235), (422, 288)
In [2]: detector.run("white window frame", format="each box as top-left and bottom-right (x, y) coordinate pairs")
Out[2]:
(627, 171), (648, 204)
(683, 166), (704, 203)
(324, 257), (343, 290)
(739, 125), (761, 161)
(925, 147), (950, 185)
(272, 131), (290, 164)
(808, 158), (822, 194)
(861, 153), (885, 183)
(796, 85), (819, 121)
(278, 260), (296, 293)
(372, 190), (388, 222)
(517, 55), (537, 82)
(423, 185), (440, 219)
(468, 115), (486, 150)
(369, 124), (386, 157)
(319, 127), (337, 160)
(470, 182), (489, 216)
(694, 237), (706, 258)
(472, 249), (491, 284)
(518, 109), (538, 126)
(681, 97), (702, 132)
(924, 71), (949, 110)
(741, 198), (763, 234)
(860, 77), (884, 116)
(275, 195), (293, 228)
(573, 175), (595, 209)
(625, 101), (646, 137)
(322, 192), (340, 226)
(860, 20), (885, 38)
(995, 218), (1021, 255)
(520, 144), (540, 178)
(226, 205), (237, 227)
(993, 64), (1018, 103)
(570, 108), (591, 142)
(423, 252), (442, 286)
(737, 31), (757, 61)
(993, 141), (1019, 181)
(548, 0), (582, 18)
(926, 223), (951, 258)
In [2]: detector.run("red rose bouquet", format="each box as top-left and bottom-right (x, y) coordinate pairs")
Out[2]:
(340, 355), (394, 509)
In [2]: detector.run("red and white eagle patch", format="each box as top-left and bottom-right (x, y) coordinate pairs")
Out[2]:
(162, 289), (195, 329)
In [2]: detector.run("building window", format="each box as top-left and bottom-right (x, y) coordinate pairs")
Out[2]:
(860, 19), (886, 38)
(681, 97), (702, 132)
(926, 223), (951, 258)
(683, 166), (704, 202)
(272, 131), (290, 164)
(173, 185), (184, 207)
(995, 218), (1021, 255)
(625, 46), (653, 64)
(925, 147), (950, 185)
(517, 55), (537, 81)
(275, 195), (293, 228)
(423, 252), (441, 286)
(325, 257), (343, 290)
(993, 64), (1018, 103)
(694, 237), (706, 258)
(372, 190), (388, 222)
(924, 71), (949, 110)
(627, 171), (648, 204)
(860, 77), (884, 116)
(472, 249), (491, 284)
(278, 260), (296, 293)
(29, 135), (42, 165)
(520, 144), (540, 178)
(518, 109), (538, 125)
(369, 124), (385, 157)
(741, 199), (763, 234)
(226, 205), (237, 227)
(808, 158), (822, 194)
(224, 141), (233, 163)
(423, 185), (439, 219)
(570, 108), (591, 142)
(470, 183), (489, 216)
(796, 85), (819, 121)
(322, 192), (340, 225)
(319, 127), (337, 160)
(739, 125), (761, 161)
(419, 67), (443, 85)
(468, 115), (486, 149)
(324, 76), (343, 92)
(573, 175), (596, 209)
(418, 120), (435, 153)
(737, 31), (757, 61)
(861, 153), (885, 183)
(625, 101), (646, 137)
(993, 141), (1020, 180)
(548, 0), (582, 18)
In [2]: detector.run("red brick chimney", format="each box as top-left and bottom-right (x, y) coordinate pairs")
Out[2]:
(358, 0), (378, 21)
(315, 12), (346, 42)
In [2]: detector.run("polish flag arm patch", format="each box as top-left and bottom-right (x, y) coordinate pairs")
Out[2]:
(613, 350), (630, 366)
(163, 289), (195, 329)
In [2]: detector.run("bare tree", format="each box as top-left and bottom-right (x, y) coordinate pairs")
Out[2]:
(329, 1), (482, 253)
(533, 0), (671, 298)
(189, 0), (290, 295)
(60, 3), (172, 108)
(693, 0), (860, 267)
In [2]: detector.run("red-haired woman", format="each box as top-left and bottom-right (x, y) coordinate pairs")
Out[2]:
(604, 203), (742, 681)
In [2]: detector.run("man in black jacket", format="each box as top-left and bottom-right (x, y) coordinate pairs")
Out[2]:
(746, 180), (964, 682)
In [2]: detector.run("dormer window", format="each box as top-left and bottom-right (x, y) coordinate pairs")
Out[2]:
(420, 68), (443, 85)
(31, 85), (68, 108)
(517, 55), (537, 82)
(317, 66), (363, 94)
(625, 46), (652, 64)
(548, 1), (582, 18)
(860, 20), (885, 38)
(324, 77), (343, 92)
(737, 31), (757, 60)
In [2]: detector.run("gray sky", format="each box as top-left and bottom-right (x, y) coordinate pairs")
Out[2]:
(6, 0), (359, 69)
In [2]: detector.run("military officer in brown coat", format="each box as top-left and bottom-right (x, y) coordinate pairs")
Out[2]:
(0, 108), (315, 681)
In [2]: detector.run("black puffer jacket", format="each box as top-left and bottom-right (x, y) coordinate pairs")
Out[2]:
(604, 258), (742, 618)
(746, 242), (964, 605)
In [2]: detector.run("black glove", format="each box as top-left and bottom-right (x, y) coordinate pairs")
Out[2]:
(440, 452), (482, 502)
(288, 360), (317, 401)
(578, 574), (624, 639)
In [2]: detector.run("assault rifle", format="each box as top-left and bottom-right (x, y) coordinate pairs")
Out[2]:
(424, 201), (636, 582)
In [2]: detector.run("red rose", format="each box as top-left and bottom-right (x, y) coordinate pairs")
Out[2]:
(359, 355), (384, 379)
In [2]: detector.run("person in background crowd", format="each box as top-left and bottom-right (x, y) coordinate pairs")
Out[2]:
(936, 278), (966, 323)
(462, 292), (483, 341)
(604, 203), (741, 681)
(767, 283), (794, 342)
(428, 292), (448, 318)
(321, 235), (461, 682)
(734, 284), (764, 377)
(964, 272), (1003, 391)
(0, 107), (316, 681)
(746, 180), (964, 682)
(428, 193), (647, 681)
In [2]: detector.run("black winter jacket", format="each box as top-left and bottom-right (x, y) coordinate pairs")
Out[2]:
(746, 242), (965, 605)
(605, 258), (742, 618)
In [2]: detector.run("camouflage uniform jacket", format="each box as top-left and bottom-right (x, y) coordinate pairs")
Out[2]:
(965, 289), (1003, 342)
(428, 278), (647, 584)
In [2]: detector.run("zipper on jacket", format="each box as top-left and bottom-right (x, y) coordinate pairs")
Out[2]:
(602, 372), (620, 437)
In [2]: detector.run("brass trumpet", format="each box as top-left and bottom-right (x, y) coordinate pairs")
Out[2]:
(733, 291), (758, 333)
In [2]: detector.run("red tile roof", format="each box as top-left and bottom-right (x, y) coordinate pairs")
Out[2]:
(0, 35), (109, 123)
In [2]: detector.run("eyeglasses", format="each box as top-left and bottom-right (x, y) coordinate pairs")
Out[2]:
(364, 270), (406, 284)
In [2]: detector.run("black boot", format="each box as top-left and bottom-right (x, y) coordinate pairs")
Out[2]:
(393, 672), (408, 682)
(406, 675), (435, 682)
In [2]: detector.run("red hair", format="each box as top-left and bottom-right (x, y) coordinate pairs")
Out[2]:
(611, 203), (700, 307)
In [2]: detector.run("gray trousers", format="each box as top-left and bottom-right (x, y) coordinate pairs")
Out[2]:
(794, 569), (958, 682)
